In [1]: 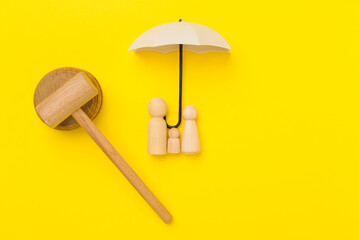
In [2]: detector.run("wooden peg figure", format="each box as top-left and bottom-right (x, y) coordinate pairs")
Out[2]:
(181, 106), (200, 154)
(168, 128), (180, 154)
(148, 98), (167, 155)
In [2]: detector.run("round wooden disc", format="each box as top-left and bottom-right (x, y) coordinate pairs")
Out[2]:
(34, 67), (103, 130)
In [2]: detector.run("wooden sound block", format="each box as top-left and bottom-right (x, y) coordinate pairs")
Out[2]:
(33, 67), (103, 130)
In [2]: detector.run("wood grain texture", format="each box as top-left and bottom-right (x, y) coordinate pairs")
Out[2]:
(72, 109), (172, 223)
(34, 67), (102, 130)
(35, 73), (98, 128)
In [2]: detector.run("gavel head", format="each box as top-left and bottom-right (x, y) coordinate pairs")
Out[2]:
(34, 68), (103, 130)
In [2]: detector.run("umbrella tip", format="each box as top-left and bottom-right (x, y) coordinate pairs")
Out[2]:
(179, 19), (182, 22)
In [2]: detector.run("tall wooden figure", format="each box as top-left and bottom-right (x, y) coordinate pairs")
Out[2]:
(148, 98), (167, 155)
(182, 106), (200, 154)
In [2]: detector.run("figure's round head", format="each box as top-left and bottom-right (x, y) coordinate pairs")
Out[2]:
(168, 128), (180, 138)
(183, 105), (197, 120)
(148, 98), (167, 117)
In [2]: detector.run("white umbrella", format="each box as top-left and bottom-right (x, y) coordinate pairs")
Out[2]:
(129, 20), (231, 127)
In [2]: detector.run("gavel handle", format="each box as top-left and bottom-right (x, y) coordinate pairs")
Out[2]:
(72, 109), (172, 223)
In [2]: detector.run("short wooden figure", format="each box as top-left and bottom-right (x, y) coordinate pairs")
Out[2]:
(181, 106), (200, 154)
(168, 128), (180, 154)
(148, 98), (167, 155)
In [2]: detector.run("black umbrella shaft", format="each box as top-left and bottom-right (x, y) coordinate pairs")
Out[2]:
(165, 44), (183, 129)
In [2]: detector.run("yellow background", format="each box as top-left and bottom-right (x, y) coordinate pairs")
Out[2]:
(1, 0), (359, 239)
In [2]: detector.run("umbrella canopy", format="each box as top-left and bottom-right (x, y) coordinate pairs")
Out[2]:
(128, 21), (231, 53)
(129, 20), (230, 128)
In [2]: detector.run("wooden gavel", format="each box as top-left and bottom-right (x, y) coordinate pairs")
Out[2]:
(34, 70), (172, 223)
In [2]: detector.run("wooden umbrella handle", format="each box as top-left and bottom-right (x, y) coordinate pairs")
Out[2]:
(72, 109), (172, 223)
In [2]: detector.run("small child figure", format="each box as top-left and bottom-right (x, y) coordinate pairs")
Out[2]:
(148, 98), (167, 155)
(167, 128), (180, 154)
